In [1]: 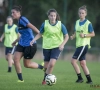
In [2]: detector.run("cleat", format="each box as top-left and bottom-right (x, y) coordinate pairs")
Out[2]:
(8, 71), (11, 73)
(42, 80), (46, 85)
(86, 81), (93, 84)
(41, 62), (44, 66)
(76, 79), (83, 83)
(17, 80), (24, 82)
(41, 62), (45, 71)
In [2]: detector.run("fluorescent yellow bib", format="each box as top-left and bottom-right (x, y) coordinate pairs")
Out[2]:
(75, 20), (91, 48)
(4, 24), (18, 47)
(43, 20), (63, 49)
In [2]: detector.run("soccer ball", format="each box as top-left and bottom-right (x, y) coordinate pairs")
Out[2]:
(45, 74), (57, 86)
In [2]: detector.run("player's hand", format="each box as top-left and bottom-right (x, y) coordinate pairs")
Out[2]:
(80, 33), (84, 38)
(70, 36), (74, 40)
(30, 40), (34, 46)
(0, 38), (2, 42)
(12, 41), (16, 46)
(59, 44), (64, 51)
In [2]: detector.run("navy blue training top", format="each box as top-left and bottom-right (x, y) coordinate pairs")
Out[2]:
(74, 19), (94, 32)
(40, 21), (68, 35)
(18, 16), (36, 46)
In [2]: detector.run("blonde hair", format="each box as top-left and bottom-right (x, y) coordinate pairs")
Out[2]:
(79, 5), (87, 13)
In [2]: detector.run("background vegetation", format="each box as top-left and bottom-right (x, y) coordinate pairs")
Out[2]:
(0, 0), (100, 47)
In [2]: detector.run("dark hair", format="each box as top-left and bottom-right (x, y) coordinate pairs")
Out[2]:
(12, 5), (22, 13)
(79, 5), (87, 13)
(47, 9), (60, 20)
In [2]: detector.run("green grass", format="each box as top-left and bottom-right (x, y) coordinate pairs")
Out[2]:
(0, 58), (100, 90)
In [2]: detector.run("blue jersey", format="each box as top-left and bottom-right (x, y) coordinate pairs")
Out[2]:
(18, 16), (36, 46)
(74, 19), (94, 32)
(40, 21), (68, 35)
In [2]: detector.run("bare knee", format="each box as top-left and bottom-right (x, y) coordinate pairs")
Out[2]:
(48, 63), (55, 69)
(24, 63), (30, 68)
(71, 59), (77, 65)
(80, 62), (86, 68)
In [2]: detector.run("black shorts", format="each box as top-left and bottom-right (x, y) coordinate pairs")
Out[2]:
(72, 45), (88, 61)
(15, 44), (37, 59)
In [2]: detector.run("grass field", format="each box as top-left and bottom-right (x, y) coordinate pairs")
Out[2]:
(0, 58), (100, 90)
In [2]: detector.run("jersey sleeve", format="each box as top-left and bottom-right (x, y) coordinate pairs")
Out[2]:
(74, 22), (76, 32)
(15, 27), (18, 33)
(88, 23), (94, 33)
(40, 22), (45, 33)
(20, 17), (30, 27)
(61, 23), (68, 35)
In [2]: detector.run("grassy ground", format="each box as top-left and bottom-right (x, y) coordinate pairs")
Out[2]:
(0, 58), (100, 90)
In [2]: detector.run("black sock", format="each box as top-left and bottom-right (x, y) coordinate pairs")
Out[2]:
(8, 67), (12, 72)
(17, 73), (23, 81)
(77, 73), (83, 80)
(43, 73), (48, 81)
(38, 64), (43, 69)
(86, 74), (92, 82)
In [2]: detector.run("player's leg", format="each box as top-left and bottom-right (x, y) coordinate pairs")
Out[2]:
(42, 47), (61, 85)
(5, 47), (14, 72)
(14, 51), (23, 81)
(46, 59), (56, 74)
(71, 59), (83, 82)
(79, 45), (92, 84)
(71, 46), (84, 83)
(13, 44), (24, 82)
(23, 44), (43, 69)
(6, 53), (13, 72)
(80, 60), (92, 84)
(42, 49), (50, 85)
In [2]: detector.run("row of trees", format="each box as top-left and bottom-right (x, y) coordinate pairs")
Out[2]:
(0, 0), (100, 47)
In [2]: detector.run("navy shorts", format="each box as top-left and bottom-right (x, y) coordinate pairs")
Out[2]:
(5, 47), (13, 55)
(72, 45), (88, 61)
(43, 47), (62, 61)
(15, 44), (37, 59)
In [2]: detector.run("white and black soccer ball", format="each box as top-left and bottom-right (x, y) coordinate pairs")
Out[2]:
(45, 74), (57, 86)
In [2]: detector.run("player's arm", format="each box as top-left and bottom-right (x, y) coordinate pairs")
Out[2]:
(20, 17), (39, 34)
(59, 24), (69, 50)
(80, 23), (95, 38)
(30, 23), (44, 46)
(30, 33), (42, 46)
(84, 23), (95, 38)
(61, 34), (69, 46)
(84, 31), (95, 38)
(12, 33), (21, 46)
(0, 33), (4, 42)
(70, 22), (76, 40)
(70, 33), (76, 40)
(27, 23), (40, 34)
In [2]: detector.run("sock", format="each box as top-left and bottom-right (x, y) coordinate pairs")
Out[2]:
(77, 73), (83, 80)
(38, 64), (43, 69)
(43, 73), (48, 81)
(86, 74), (92, 82)
(8, 67), (12, 72)
(17, 73), (23, 81)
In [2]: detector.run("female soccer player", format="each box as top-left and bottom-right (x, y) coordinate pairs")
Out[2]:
(70, 5), (95, 84)
(11, 5), (43, 82)
(0, 16), (18, 72)
(30, 9), (69, 85)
